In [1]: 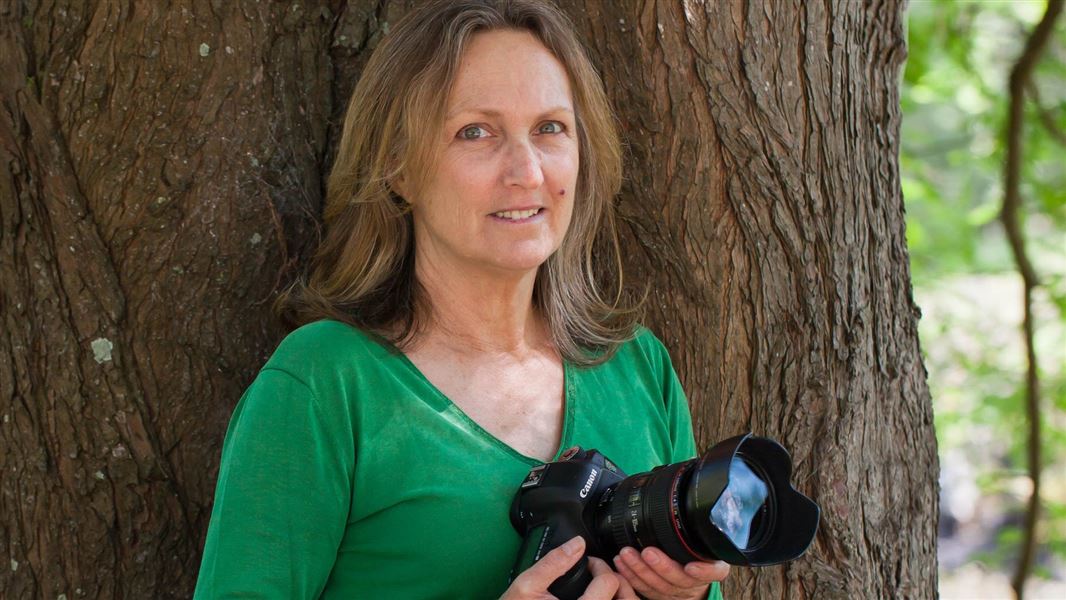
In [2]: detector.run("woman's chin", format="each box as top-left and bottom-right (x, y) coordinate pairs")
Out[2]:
(486, 257), (551, 276)
(476, 252), (554, 277)
(479, 242), (560, 275)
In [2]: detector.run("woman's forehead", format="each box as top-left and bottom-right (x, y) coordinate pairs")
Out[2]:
(445, 29), (574, 119)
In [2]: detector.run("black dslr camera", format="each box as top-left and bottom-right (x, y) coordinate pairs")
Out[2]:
(509, 434), (820, 600)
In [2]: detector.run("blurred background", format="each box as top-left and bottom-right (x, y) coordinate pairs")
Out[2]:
(901, 0), (1065, 597)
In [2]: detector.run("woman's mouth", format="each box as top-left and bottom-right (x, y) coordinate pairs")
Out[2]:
(491, 208), (543, 222)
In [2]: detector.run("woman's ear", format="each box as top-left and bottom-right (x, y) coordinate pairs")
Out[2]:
(393, 176), (409, 201)
(389, 172), (413, 206)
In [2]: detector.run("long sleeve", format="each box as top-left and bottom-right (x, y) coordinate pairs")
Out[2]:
(639, 329), (699, 464)
(648, 333), (726, 600)
(661, 358), (699, 464)
(194, 368), (355, 599)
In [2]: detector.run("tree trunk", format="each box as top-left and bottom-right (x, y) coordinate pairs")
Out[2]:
(0, 1), (938, 599)
(1, 1), (331, 597)
(562, 1), (939, 598)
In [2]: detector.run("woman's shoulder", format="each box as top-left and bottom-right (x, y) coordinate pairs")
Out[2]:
(270, 318), (380, 357)
(261, 319), (394, 385)
(608, 324), (671, 366)
(581, 325), (676, 388)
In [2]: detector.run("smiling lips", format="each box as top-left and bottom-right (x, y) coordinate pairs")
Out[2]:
(491, 207), (543, 221)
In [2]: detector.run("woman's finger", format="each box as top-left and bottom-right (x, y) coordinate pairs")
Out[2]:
(683, 560), (731, 583)
(615, 546), (676, 593)
(578, 557), (620, 600)
(508, 536), (585, 596)
(612, 550), (657, 596)
(638, 547), (704, 589)
(607, 559), (640, 600)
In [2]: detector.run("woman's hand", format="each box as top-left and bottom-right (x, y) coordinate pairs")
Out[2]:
(612, 546), (729, 600)
(502, 536), (638, 600)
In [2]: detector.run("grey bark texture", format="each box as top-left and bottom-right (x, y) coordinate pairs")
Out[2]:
(0, 1), (937, 599)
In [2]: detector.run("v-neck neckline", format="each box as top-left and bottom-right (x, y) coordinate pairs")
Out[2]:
(388, 345), (576, 467)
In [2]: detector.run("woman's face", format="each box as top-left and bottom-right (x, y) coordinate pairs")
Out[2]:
(407, 29), (580, 281)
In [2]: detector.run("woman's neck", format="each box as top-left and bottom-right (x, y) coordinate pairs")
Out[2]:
(412, 255), (548, 357)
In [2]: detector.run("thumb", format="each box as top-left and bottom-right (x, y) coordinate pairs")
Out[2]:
(512, 536), (585, 593)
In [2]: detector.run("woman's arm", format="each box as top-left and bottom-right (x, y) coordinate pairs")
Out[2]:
(194, 368), (355, 599)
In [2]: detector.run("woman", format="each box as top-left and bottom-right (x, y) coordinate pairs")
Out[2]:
(194, 1), (729, 598)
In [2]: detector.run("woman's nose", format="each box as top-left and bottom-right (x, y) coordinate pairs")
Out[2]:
(502, 139), (545, 189)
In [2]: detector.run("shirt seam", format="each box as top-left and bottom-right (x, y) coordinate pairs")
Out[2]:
(260, 366), (318, 402)
(258, 365), (357, 487)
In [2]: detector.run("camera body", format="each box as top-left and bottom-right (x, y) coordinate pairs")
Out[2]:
(508, 446), (626, 597)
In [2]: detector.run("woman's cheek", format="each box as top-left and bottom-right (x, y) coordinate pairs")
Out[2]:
(543, 150), (579, 183)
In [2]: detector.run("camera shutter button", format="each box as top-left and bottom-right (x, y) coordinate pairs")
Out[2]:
(560, 446), (581, 461)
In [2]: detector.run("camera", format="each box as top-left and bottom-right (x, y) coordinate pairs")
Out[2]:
(509, 433), (820, 599)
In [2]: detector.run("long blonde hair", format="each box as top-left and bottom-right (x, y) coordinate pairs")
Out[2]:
(276, 0), (639, 365)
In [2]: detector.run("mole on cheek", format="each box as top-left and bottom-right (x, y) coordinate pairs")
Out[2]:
(559, 189), (566, 196)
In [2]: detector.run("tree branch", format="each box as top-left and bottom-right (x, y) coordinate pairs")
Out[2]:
(1001, 1), (1064, 598)
(1025, 80), (1066, 147)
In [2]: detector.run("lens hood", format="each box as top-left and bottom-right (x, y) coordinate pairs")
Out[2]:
(684, 433), (820, 566)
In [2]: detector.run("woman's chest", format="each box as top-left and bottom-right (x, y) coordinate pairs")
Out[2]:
(328, 454), (527, 598)
(409, 352), (567, 461)
(327, 412), (674, 599)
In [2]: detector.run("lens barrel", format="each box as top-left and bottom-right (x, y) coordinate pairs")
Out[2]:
(593, 434), (819, 567)
(597, 460), (715, 563)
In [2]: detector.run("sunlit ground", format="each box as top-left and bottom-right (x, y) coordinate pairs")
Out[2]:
(940, 564), (1066, 599)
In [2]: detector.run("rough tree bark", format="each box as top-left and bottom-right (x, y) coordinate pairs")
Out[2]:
(565, 2), (939, 598)
(1, 2), (331, 598)
(0, 1), (937, 599)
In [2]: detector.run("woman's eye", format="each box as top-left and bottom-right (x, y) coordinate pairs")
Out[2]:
(458, 125), (489, 140)
(538, 121), (565, 134)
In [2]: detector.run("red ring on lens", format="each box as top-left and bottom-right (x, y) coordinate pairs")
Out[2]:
(668, 464), (714, 562)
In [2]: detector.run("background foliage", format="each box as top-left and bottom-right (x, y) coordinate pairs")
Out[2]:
(902, 0), (1066, 593)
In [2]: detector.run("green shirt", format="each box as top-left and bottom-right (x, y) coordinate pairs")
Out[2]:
(195, 319), (723, 599)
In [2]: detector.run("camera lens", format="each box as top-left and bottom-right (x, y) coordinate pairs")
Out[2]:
(595, 460), (710, 562)
(592, 434), (819, 567)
